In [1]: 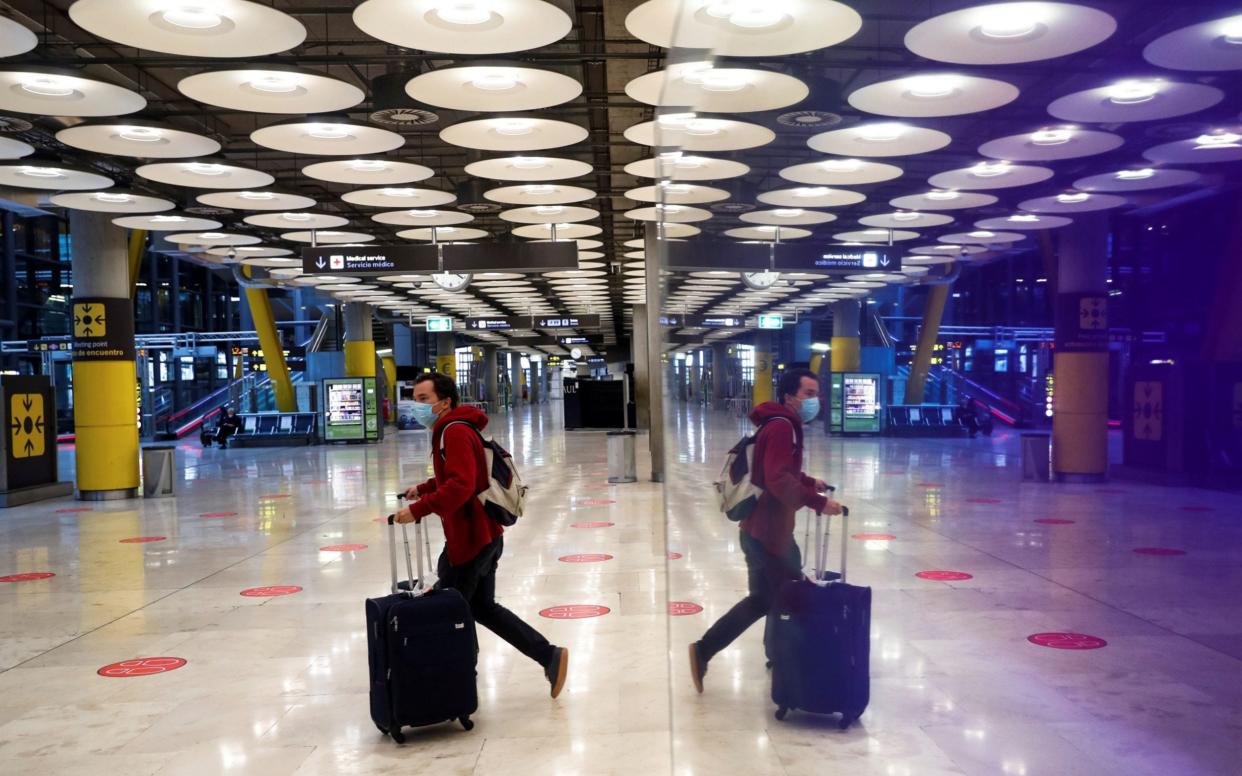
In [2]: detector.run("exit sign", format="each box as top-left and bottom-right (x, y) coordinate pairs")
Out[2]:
(426, 317), (453, 333)
(757, 314), (784, 330)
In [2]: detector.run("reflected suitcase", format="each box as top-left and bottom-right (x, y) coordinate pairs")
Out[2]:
(366, 514), (478, 743)
(767, 505), (871, 728)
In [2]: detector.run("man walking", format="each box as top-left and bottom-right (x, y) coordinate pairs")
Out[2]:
(396, 372), (570, 698)
(689, 368), (842, 692)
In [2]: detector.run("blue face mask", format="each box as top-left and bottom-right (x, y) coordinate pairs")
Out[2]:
(798, 396), (820, 424)
(411, 401), (439, 429)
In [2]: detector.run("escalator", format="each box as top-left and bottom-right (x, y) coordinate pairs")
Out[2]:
(926, 365), (1046, 428)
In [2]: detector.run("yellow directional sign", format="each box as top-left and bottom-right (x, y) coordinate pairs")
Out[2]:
(9, 393), (44, 458)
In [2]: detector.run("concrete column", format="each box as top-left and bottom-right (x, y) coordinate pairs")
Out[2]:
(343, 302), (375, 377)
(831, 300), (862, 373)
(1053, 214), (1110, 482)
(435, 332), (456, 380)
(480, 345), (499, 406)
(711, 343), (729, 409)
(69, 211), (138, 500)
(633, 308), (651, 428)
(643, 223), (666, 482)
(508, 351), (522, 406)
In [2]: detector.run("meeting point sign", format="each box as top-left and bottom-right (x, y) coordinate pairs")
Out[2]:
(70, 297), (136, 362)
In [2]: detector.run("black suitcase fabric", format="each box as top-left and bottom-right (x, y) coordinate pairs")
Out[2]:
(367, 514), (479, 743)
(767, 575), (871, 727)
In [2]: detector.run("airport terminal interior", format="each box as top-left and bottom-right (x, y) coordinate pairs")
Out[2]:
(0, 1), (1240, 774)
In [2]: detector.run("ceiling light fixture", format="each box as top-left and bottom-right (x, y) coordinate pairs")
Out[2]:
(684, 119), (726, 136)
(281, 212), (311, 221)
(471, 69), (520, 91)
(821, 159), (861, 172)
(1056, 192), (1090, 204)
(1115, 168), (1155, 180)
(186, 162), (227, 176)
(307, 124), (352, 139)
(408, 210), (439, 218)
(968, 230), (996, 238)
(976, 5), (1046, 39)
(534, 205), (565, 216)
(432, 1), (493, 26)
(892, 211), (921, 221)
(971, 161), (1010, 177)
(704, 1), (787, 30)
(250, 74), (299, 93)
(1220, 17), (1242, 44)
(239, 191), (275, 200)
(349, 159), (389, 172)
(118, 127), (163, 143)
(150, 215), (186, 223)
(906, 74), (960, 98)
(856, 123), (906, 142)
(199, 232), (227, 239)
(159, 3), (226, 30)
(1194, 131), (1242, 149)
(1008, 214), (1040, 222)
(20, 166), (64, 178)
(510, 156), (547, 169)
(20, 75), (76, 97)
(94, 192), (132, 203)
(522, 185), (556, 196)
(1106, 79), (1162, 105)
(684, 68), (749, 93)
(926, 190), (960, 201)
(382, 188), (419, 197)
(1030, 128), (1073, 145)
(773, 208), (803, 217)
(494, 118), (536, 136)
(794, 187), (831, 198)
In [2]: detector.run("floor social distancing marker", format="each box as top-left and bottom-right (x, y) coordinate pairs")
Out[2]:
(0, 572), (55, 583)
(852, 533), (896, 541)
(97, 657), (187, 677)
(320, 544), (367, 552)
(539, 604), (610, 619)
(240, 585), (303, 597)
(668, 601), (703, 616)
(667, 552), (683, 560)
(916, 570), (973, 581)
(1027, 632), (1107, 650)
(559, 553), (613, 563)
(119, 536), (166, 544)
(570, 521), (614, 529)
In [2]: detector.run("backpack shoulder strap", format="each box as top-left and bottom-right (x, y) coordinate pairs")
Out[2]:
(437, 420), (484, 459)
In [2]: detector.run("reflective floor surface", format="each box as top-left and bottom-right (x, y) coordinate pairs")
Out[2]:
(0, 403), (1238, 775)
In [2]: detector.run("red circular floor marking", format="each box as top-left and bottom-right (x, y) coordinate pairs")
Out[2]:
(570, 521), (615, 529)
(55, 507), (92, 513)
(539, 604), (611, 619)
(668, 601), (703, 616)
(320, 544), (368, 552)
(667, 552), (683, 560)
(1027, 632), (1107, 650)
(558, 553), (613, 563)
(851, 533), (896, 541)
(1179, 506), (1214, 513)
(0, 572), (55, 583)
(575, 498), (616, 506)
(240, 585), (303, 597)
(1034, 518), (1075, 525)
(916, 570), (974, 581)
(1133, 547), (1187, 556)
(916, 482), (944, 489)
(965, 498), (1002, 504)
(97, 657), (187, 677)
(119, 536), (166, 544)
(200, 511), (238, 519)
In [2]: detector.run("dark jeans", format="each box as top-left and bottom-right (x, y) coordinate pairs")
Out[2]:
(698, 530), (802, 663)
(436, 535), (556, 667)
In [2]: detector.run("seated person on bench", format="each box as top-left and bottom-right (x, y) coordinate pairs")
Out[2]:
(213, 408), (242, 448)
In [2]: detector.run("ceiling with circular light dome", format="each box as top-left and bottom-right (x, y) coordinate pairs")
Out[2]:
(0, 0), (1237, 353)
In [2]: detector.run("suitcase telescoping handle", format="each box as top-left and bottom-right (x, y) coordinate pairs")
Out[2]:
(388, 494), (435, 596)
(812, 501), (849, 585)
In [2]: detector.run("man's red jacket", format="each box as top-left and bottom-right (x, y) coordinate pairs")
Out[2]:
(741, 401), (829, 557)
(407, 405), (503, 565)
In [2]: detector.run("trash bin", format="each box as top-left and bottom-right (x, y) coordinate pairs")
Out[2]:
(607, 430), (637, 484)
(1021, 432), (1051, 482)
(142, 445), (176, 497)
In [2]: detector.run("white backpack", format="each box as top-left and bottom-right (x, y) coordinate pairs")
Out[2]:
(441, 421), (527, 526)
(713, 417), (792, 522)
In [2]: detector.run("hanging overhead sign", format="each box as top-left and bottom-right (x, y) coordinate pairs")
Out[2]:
(464, 315), (601, 331)
(664, 240), (902, 273)
(757, 314), (784, 330)
(301, 242), (577, 276)
(426, 317), (453, 333)
(661, 314), (747, 329)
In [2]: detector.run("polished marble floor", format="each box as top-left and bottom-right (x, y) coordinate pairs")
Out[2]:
(0, 403), (1238, 775)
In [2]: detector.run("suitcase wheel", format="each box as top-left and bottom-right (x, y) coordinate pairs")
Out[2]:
(390, 728), (406, 744)
(459, 716), (474, 731)
(774, 707), (788, 721)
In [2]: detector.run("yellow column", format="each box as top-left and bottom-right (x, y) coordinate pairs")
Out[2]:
(830, 299), (862, 372)
(127, 230), (146, 301)
(1052, 352), (1109, 475)
(752, 333), (773, 405)
(343, 302), (376, 377)
(906, 282), (950, 405)
(243, 285), (296, 412)
(435, 332), (456, 380)
(69, 212), (139, 499)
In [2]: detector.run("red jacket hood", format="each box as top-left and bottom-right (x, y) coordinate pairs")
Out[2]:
(434, 404), (489, 432)
(750, 400), (800, 428)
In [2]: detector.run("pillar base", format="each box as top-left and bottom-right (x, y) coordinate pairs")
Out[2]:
(1053, 472), (1106, 485)
(77, 487), (139, 501)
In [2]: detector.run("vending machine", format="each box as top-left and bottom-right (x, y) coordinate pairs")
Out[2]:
(322, 377), (380, 443)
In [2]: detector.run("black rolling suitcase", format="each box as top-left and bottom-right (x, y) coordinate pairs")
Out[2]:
(366, 514), (478, 743)
(767, 504), (871, 729)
